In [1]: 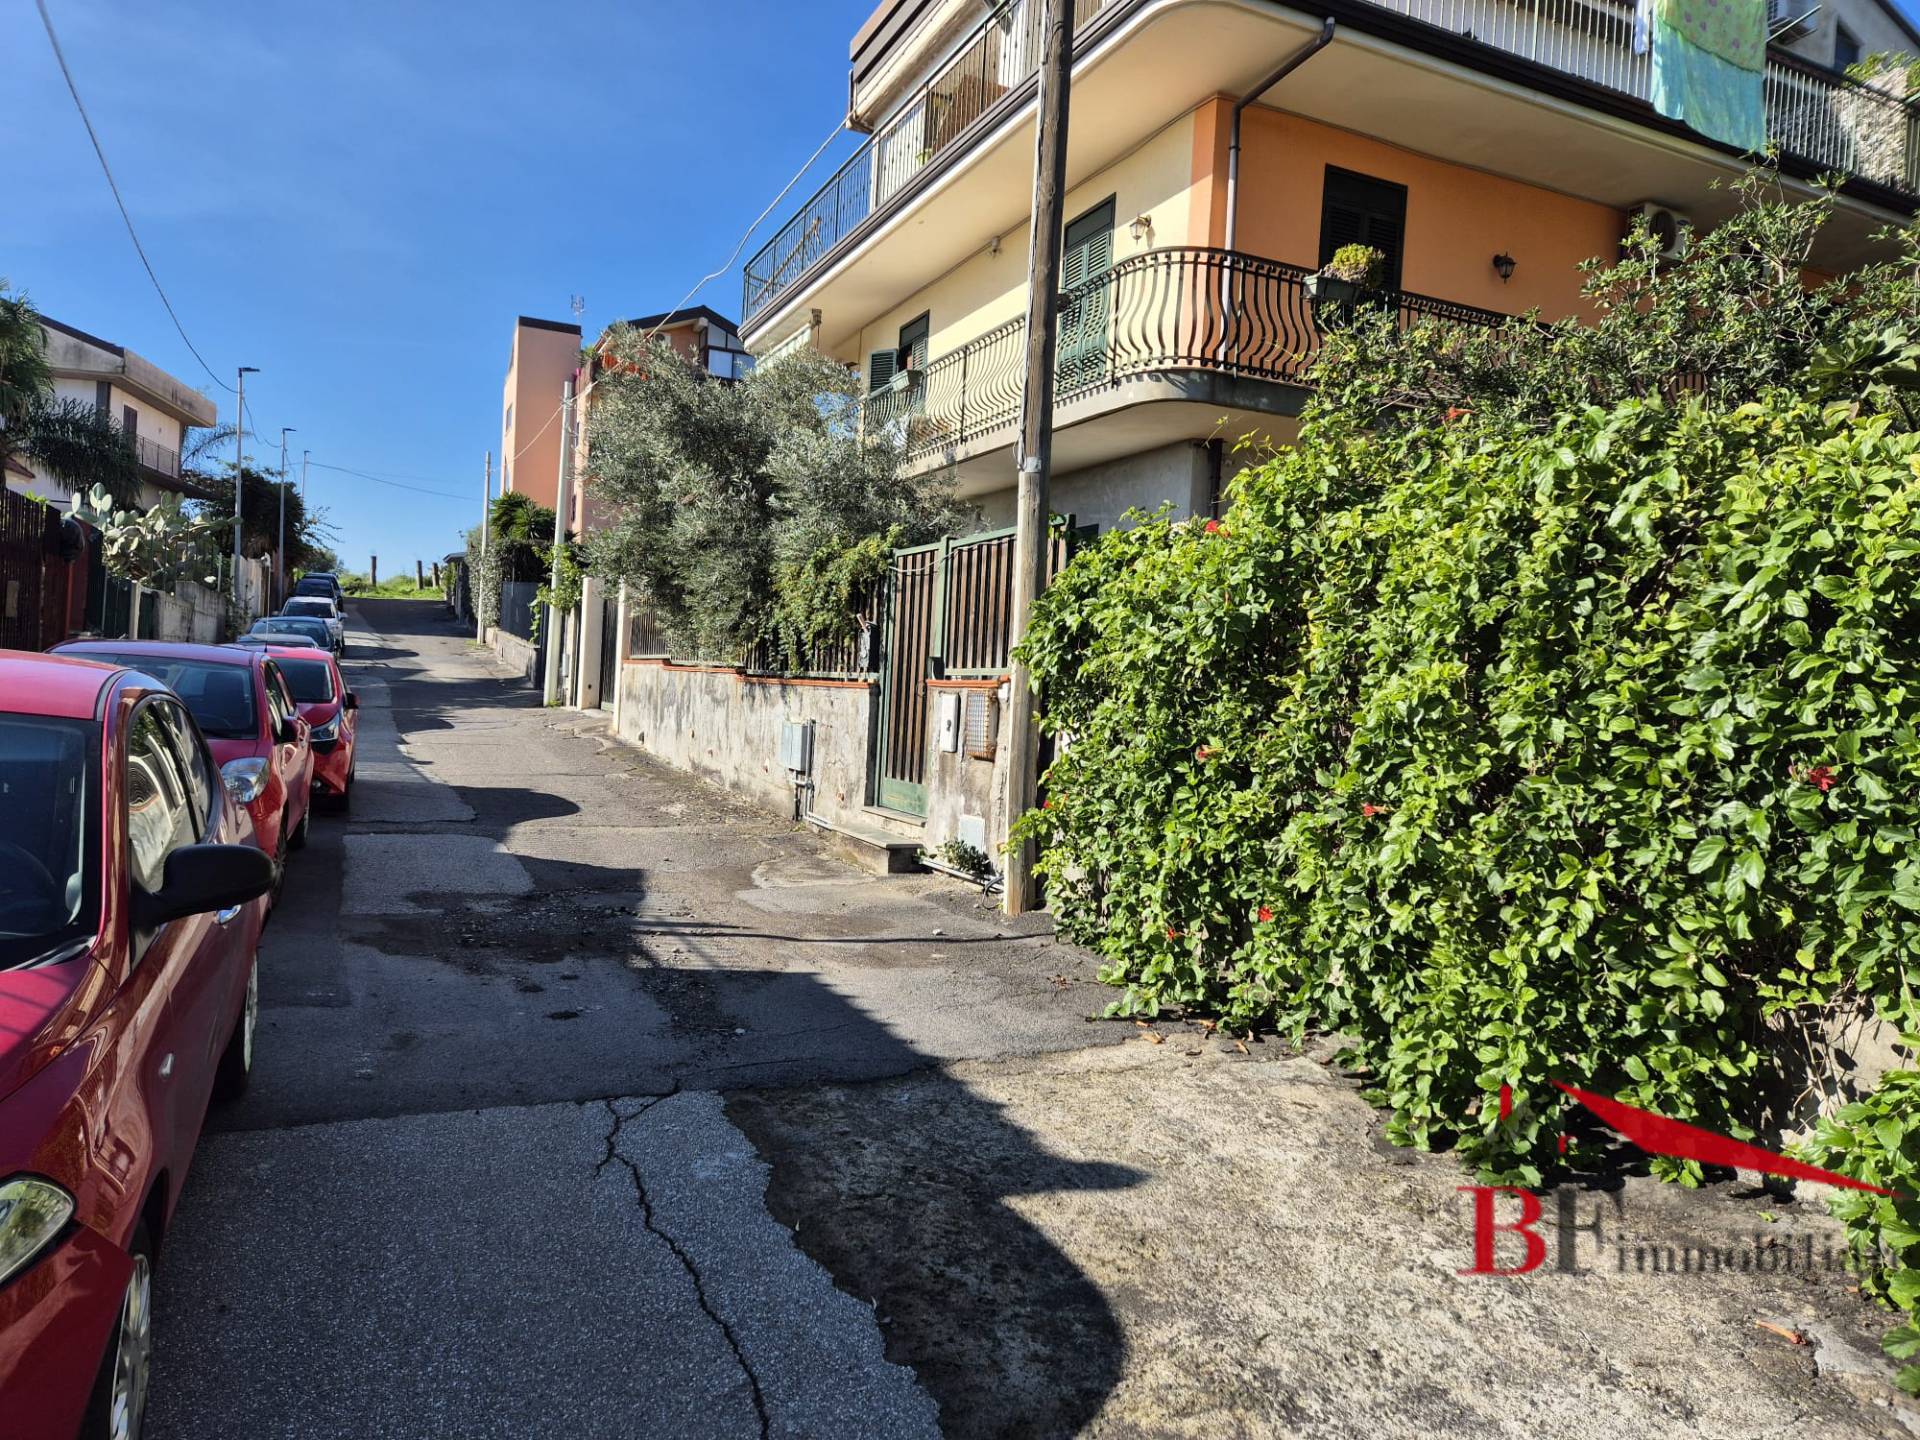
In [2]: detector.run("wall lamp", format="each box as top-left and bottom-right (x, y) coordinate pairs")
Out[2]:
(1129, 213), (1154, 243)
(1492, 252), (1517, 282)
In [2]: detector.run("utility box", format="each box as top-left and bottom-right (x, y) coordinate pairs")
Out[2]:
(779, 720), (813, 775)
(936, 692), (962, 752)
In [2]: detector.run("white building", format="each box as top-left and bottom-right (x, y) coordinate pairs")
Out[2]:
(6, 316), (219, 511)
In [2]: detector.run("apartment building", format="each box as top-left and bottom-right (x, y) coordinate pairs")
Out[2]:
(614, 0), (1920, 868)
(6, 316), (218, 511)
(499, 315), (583, 510)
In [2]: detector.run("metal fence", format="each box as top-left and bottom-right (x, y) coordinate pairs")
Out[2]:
(0, 488), (65, 651)
(498, 580), (542, 643)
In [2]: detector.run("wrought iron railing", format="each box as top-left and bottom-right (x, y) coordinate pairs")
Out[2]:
(744, 0), (1917, 334)
(742, 0), (1114, 326)
(860, 246), (1508, 464)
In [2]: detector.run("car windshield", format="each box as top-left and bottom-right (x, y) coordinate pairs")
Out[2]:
(283, 599), (334, 618)
(252, 618), (328, 642)
(69, 655), (258, 740)
(0, 716), (99, 968)
(277, 657), (335, 703)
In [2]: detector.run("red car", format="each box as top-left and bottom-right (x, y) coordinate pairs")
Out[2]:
(264, 644), (358, 810)
(0, 649), (273, 1440)
(54, 642), (314, 899)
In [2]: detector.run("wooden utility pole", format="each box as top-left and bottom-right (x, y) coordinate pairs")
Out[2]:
(371, 556), (378, 587)
(416, 558), (425, 590)
(1002, 0), (1075, 916)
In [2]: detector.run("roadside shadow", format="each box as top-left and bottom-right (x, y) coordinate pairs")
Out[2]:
(729, 1071), (1144, 1440)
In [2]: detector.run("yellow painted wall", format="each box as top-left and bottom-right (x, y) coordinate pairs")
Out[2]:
(846, 109), (1198, 371)
(1191, 96), (1623, 321)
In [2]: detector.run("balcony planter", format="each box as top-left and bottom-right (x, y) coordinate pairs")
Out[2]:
(1304, 273), (1362, 308)
(1308, 243), (1386, 329)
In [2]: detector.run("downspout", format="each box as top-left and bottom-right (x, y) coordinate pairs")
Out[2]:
(1225, 17), (1337, 255)
(1220, 18), (1336, 367)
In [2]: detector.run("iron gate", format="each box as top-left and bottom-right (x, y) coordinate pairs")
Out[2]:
(874, 545), (939, 815)
(596, 594), (618, 708)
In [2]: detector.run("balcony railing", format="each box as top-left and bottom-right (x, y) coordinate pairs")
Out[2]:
(134, 435), (179, 478)
(1363, 0), (1918, 192)
(743, 0), (1114, 327)
(745, 0), (1919, 333)
(859, 246), (1507, 463)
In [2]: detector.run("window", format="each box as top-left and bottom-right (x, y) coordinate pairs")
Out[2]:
(869, 312), (930, 394)
(69, 655), (258, 740)
(1319, 167), (1408, 293)
(126, 703), (198, 896)
(504, 403), (513, 432)
(122, 405), (138, 440)
(277, 657), (336, 704)
(1060, 198), (1116, 390)
(1835, 24), (1862, 71)
(261, 664), (294, 730)
(0, 714), (98, 967)
(151, 700), (215, 839)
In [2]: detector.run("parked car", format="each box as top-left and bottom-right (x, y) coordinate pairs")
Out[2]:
(0, 648), (274, 1440)
(278, 596), (343, 654)
(244, 616), (331, 651)
(292, 572), (343, 606)
(267, 644), (359, 810)
(51, 642), (314, 900)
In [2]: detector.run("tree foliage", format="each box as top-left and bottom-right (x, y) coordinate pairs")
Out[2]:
(1015, 179), (1920, 1359)
(583, 336), (967, 660)
(187, 462), (335, 572)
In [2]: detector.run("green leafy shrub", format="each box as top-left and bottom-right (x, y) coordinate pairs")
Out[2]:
(1020, 394), (1920, 1186)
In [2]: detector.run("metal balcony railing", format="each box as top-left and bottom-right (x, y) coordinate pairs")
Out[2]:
(742, 0), (1114, 327)
(744, 0), (1918, 333)
(134, 435), (179, 477)
(859, 246), (1508, 463)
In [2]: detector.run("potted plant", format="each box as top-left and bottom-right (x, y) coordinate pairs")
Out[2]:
(1306, 243), (1385, 317)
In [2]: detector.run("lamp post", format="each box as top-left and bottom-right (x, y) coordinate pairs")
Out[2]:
(278, 426), (296, 607)
(235, 367), (258, 617)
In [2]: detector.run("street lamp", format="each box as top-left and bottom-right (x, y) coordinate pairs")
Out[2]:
(235, 366), (258, 614)
(278, 426), (297, 605)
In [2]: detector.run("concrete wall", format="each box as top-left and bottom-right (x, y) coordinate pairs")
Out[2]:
(492, 628), (542, 687)
(615, 661), (878, 830)
(973, 438), (1212, 533)
(149, 578), (223, 645)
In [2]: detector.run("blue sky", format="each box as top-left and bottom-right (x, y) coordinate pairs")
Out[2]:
(6, 0), (875, 573)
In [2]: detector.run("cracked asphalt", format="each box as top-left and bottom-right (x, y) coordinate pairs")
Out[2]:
(143, 599), (1098, 1439)
(139, 600), (1920, 1439)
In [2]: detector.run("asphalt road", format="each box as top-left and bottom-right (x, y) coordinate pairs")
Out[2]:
(143, 599), (1115, 1439)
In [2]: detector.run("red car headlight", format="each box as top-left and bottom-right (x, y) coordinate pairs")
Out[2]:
(0, 1176), (74, 1286)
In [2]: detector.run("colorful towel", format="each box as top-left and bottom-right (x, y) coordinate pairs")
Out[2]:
(1645, 0), (1767, 154)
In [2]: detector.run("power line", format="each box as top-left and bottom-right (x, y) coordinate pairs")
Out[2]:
(35, 0), (236, 394)
(303, 460), (470, 502)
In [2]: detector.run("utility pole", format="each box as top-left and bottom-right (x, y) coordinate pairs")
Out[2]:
(1002, 0), (1075, 917)
(541, 378), (575, 705)
(277, 425), (296, 607)
(478, 450), (492, 641)
(300, 448), (310, 511)
(235, 366), (258, 617)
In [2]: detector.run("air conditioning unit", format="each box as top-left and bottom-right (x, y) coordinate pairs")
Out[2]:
(1630, 202), (1692, 261)
(1768, 0), (1816, 41)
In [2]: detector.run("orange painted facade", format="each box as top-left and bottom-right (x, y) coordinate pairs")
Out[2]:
(1187, 96), (1624, 322)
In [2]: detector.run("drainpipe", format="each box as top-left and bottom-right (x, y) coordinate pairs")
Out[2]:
(1225, 17), (1336, 256)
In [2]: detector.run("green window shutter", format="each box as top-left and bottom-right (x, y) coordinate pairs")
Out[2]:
(868, 348), (897, 393)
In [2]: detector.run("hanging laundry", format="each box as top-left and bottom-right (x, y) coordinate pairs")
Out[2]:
(1648, 0), (1767, 154)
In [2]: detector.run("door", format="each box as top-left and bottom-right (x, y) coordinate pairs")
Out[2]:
(596, 593), (619, 709)
(874, 545), (939, 815)
(1318, 167), (1407, 293)
(259, 661), (308, 835)
(1057, 197), (1114, 394)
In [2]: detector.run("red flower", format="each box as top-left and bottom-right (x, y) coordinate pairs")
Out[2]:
(1195, 745), (1213, 762)
(1362, 803), (1381, 817)
(1445, 406), (1469, 424)
(1165, 926), (1182, 941)
(1257, 905), (1274, 923)
(1203, 519), (1222, 534)
(1808, 764), (1837, 793)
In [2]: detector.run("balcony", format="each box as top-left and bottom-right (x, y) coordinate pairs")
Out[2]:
(859, 245), (1504, 477)
(134, 435), (179, 479)
(744, 0), (1919, 336)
